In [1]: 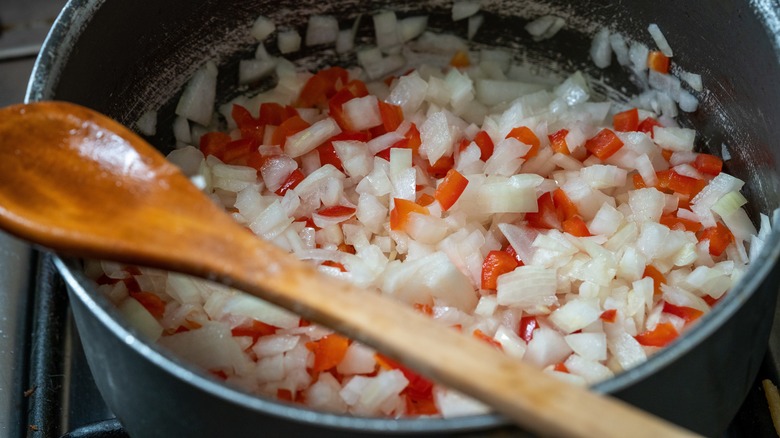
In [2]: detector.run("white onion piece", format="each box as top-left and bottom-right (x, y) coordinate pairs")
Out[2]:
(496, 266), (557, 308)
(336, 29), (355, 54)
(306, 15), (339, 46)
(475, 79), (547, 106)
(239, 59), (277, 85)
(648, 23), (673, 57)
(167, 146), (204, 177)
(609, 33), (630, 66)
(398, 16), (428, 43)
(629, 188), (666, 223)
(135, 110), (157, 136)
(628, 42), (649, 73)
(549, 298), (601, 334)
(259, 155), (297, 193)
(343, 95), (382, 130)
(176, 61), (217, 126)
(565, 332), (607, 362)
(333, 140), (372, 178)
(652, 126), (695, 152)
(467, 15), (484, 40)
(477, 177), (538, 214)
(119, 298), (163, 341)
(524, 326), (571, 368)
(419, 111), (454, 165)
(159, 322), (252, 373)
(277, 30), (302, 54)
(590, 27), (612, 69)
(382, 252), (477, 311)
(249, 200), (293, 240)
(285, 118), (342, 158)
(526, 15), (565, 42)
(452, 0), (481, 20)
(367, 131), (404, 156)
(493, 325), (527, 360)
(387, 71), (428, 114)
(337, 343), (377, 375)
(679, 70), (703, 92)
(691, 173), (745, 227)
(565, 354), (613, 384)
(306, 373), (348, 413)
(251, 15), (276, 41)
(373, 11), (399, 48)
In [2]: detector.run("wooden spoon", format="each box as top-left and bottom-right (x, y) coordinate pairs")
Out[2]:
(0, 101), (697, 437)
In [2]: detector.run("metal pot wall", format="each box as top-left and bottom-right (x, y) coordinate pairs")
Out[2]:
(28, 0), (780, 436)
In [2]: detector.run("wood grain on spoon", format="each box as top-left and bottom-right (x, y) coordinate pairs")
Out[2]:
(0, 101), (698, 438)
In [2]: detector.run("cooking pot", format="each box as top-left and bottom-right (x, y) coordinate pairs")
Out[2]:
(27, 0), (780, 436)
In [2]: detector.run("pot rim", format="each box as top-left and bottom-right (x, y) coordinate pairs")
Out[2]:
(28, 0), (780, 433)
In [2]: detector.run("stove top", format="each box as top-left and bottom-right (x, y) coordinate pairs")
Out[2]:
(1, 1), (780, 437)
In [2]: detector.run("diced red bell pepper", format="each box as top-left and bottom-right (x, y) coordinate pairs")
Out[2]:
(434, 169), (469, 211)
(663, 302), (703, 324)
(647, 51), (671, 74)
(321, 260), (347, 272)
(637, 117), (662, 137)
(317, 143), (344, 171)
(613, 108), (639, 132)
(600, 308), (618, 323)
(375, 353), (436, 415)
(553, 362), (569, 373)
(258, 102), (298, 126)
(427, 155), (455, 179)
(562, 216), (591, 237)
(473, 329), (503, 350)
(271, 116), (311, 147)
(417, 193), (435, 207)
(390, 198), (429, 231)
(307, 333), (350, 372)
(413, 303), (433, 316)
(130, 291), (166, 319)
(635, 322), (679, 347)
(378, 100), (404, 133)
(552, 188), (579, 221)
(667, 172), (707, 197)
(660, 213), (703, 233)
(481, 250), (519, 290)
(231, 104), (265, 143)
(518, 316), (538, 342)
(220, 138), (259, 166)
(317, 205), (356, 218)
(449, 50), (470, 68)
(548, 129), (570, 155)
(525, 192), (562, 230)
(698, 222), (734, 257)
(632, 173), (648, 189)
(585, 128), (624, 160)
(275, 169), (305, 196)
(643, 265), (666, 296)
(199, 131), (232, 159)
(231, 319), (278, 342)
(297, 66), (350, 108)
(503, 244), (525, 265)
(473, 130), (495, 161)
(506, 126), (541, 159)
(692, 153), (723, 176)
(405, 124), (422, 156)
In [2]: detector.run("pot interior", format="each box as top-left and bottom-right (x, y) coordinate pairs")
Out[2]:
(29, 0), (780, 436)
